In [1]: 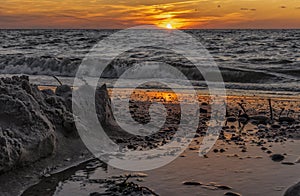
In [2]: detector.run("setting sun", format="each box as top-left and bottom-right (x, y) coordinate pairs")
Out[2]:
(166, 23), (173, 29)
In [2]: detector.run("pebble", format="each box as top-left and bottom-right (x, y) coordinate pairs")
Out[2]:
(201, 185), (218, 190)
(227, 117), (237, 122)
(270, 154), (285, 162)
(215, 185), (232, 190)
(261, 147), (267, 151)
(281, 162), (295, 165)
(224, 191), (242, 196)
(126, 172), (148, 178)
(189, 147), (197, 150)
(182, 181), (202, 186)
(271, 124), (281, 129)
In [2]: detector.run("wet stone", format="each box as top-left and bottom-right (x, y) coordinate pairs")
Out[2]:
(271, 154), (285, 162)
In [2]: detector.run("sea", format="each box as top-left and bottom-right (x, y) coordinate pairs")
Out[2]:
(0, 29), (299, 96)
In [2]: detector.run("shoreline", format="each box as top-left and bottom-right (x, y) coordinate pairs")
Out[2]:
(0, 74), (299, 98)
(0, 75), (299, 196)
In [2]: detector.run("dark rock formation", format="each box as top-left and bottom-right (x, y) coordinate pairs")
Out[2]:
(284, 182), (300, 196)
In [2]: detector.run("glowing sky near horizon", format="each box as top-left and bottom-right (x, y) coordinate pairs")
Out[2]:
(0, 0), (300, 29)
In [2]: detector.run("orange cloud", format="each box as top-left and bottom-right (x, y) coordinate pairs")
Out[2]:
(0, 0), (300, 28)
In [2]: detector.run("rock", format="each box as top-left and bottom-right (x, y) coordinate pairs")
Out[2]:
(55, 85), (72, 97)
(271, 124), (281, 129)
(270, 154), (285, 162)
(284, 182), (300, 196)
(224, 192), (242, 196)
(182, 181), (202, 186)
(202, 185), (218, 190)
(227, 116), (237, 123)
(41, 89), (55, 96)
(261, 147), (267, 151)
(200, 108), (208, 113)
(215, 185), (232, 190)
(251, 115), (269, 124)
(126, 172), (148, 178)
(279, 117), (295, 124)
(281, 162), (295, 165)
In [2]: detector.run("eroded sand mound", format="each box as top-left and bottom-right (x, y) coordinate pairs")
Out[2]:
(0, 76), (83, 173)
(0, 75), (127, 174)
(0, 76), (57, 173)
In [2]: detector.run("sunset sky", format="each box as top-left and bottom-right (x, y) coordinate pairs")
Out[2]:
(1, 0), (300, 29)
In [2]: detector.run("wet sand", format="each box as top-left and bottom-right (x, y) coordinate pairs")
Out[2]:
(19, 89), (300, 196)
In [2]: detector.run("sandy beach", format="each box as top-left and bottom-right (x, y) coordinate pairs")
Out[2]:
(0, 76), (299, 196)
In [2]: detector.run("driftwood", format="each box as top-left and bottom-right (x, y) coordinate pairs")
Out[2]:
(52, 75), (63, 86)
(268, 99), (273, 121)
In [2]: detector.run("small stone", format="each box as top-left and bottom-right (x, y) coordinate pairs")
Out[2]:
(271, 154), (285, 162)
(182, 181), (202, 186)
(200, 108), (208, 113)
(213, 149), (219, 153)
(261, 147), (267, 151)
(215, 185), (232, 190)
(127, 172), (148, 178)
(43, 174), (51, 178)
(281, 162), (295, 165)
(189, 147), (197, 150)
(202, 185), (218, 190)
(227, 117), (237, 122)
(271, 124), (281, 129)
(224, 191), (242, 196)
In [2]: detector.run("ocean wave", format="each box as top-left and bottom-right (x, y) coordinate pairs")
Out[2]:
(0, 55), (80, 76)
(0, 54), (288, 85)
